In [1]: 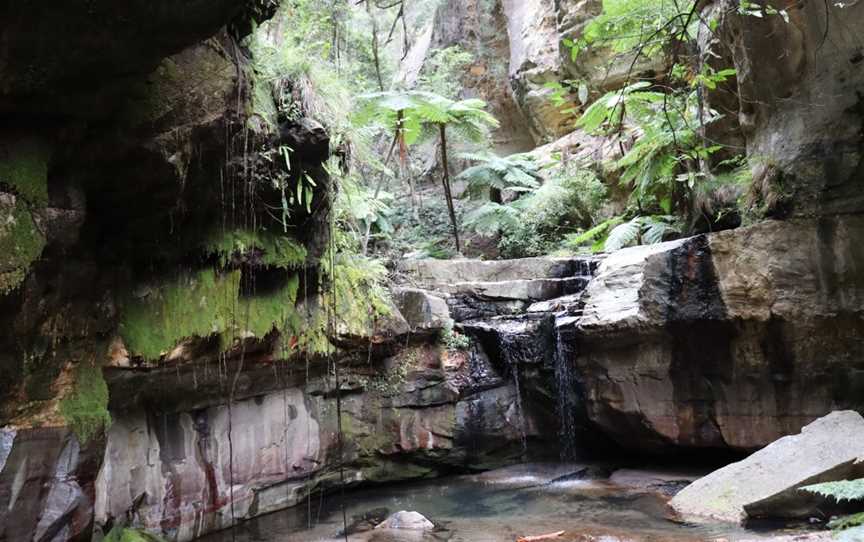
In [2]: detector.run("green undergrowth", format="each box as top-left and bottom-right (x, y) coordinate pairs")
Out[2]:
(104, 526), (166, 542)
(59, 362), (111, 443)
(119, 252), (391, 361)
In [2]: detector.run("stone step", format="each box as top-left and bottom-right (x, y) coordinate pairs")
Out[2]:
(398, 256), (598, 286)
(437, 276), (590, 302)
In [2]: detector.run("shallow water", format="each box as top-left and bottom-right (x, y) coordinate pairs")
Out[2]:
(199, 464), (816, 542)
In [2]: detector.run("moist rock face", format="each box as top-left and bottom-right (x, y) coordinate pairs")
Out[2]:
(570, 219), (864, 452)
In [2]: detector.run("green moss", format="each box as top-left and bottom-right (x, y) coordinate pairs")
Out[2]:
(0, 202), (47, 294)
(59, 363), (111, 443)
(0, 138), (51, 207)
(249, 74), (279, 131)
(327, 253), (391, 328)
(120, 268), (300, 360)
(203, 228), (307, 269)
(104, 526), (166, 542)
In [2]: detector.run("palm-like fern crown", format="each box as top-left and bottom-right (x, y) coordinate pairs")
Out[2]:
(354, 90), (499, 146)
(456, 152), (541, 200)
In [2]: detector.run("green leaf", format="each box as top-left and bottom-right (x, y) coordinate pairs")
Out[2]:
(604, 217), (642, 251)
(829, 512), (864, 531)
(801, 479), (864, 502)
(642, 216), (677, 244)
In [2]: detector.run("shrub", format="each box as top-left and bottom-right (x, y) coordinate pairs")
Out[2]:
(497, 167), (606, 258)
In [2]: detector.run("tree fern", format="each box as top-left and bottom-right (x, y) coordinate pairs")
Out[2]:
(456, 153), (541, 200)
(463, 202), (520, 235)
(355, 90), (499, 252)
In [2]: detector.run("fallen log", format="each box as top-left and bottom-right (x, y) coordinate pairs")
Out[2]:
(517, 531), (566, 542)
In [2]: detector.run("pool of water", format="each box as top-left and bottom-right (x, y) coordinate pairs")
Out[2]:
(199, 463), (818, 542)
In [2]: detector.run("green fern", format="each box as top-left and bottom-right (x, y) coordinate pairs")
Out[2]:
(829, 512), (864, 531)
(604, 215), (679, 252)
(463, 202), (521, 235)
(605, 217), (643, 251)
(566, 0), (696, 60)
(563, 216), (625, 252)
(801, 479), (864, 503)
(456, 152), (541, 200)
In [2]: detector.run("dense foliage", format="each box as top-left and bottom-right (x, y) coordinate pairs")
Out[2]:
(248, 0), (777, 264)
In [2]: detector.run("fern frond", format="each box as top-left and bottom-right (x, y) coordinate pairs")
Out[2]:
(604, 217), (642, 251)
(642, 215), (678, 244)
(464, 202), (519, 235)
(801, 479), (864, 502)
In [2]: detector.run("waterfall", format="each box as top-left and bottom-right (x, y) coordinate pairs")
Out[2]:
(552, 257), (596, 461)
(510, 363), (529, 460)
(554, 317), (579, 461)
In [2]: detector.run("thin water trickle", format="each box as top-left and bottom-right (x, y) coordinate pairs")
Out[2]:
(510, 363), (529, 460)
(554, 319), (579, 461)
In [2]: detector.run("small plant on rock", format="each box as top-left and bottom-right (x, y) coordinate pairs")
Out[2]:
(801, 478), (864, 540)
(440, 323), (471, 351)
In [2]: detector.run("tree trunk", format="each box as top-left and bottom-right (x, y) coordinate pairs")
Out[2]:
(365, 0), (385, 92)
(439, 124), (461, 253)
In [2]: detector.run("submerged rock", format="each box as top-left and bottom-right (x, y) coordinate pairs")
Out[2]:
(669, 411), (864, 523)
(375, 510), (435, 531)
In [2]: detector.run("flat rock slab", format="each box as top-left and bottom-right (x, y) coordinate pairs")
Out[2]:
(465, 463), (607, 488)
(439, 277), (588, 302)
(399, 257), (586, 285)
(669, 411), (864, 523)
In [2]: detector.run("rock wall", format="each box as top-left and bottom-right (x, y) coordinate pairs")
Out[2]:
(431, 0), (536, 154)
(88, 337), (541, 541)
(569, 216), (864, 452)
(705, 0), (864, 217)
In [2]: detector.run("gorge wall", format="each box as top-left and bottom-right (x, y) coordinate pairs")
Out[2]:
(2, 1), (864, 542)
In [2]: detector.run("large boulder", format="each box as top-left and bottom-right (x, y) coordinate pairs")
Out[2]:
(669, 411), (864, 523)
(393, 288), (453, 332)
(572, 216), (864, 452)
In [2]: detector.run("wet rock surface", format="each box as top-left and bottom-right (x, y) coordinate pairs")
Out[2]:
(0, 427), (101, 542)
(570, 219), (864, 451)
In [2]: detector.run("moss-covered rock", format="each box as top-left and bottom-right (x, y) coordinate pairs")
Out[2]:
(0, 137), (51, 207)
(119, 267), (300, 361)
(58, 362), (111, 443)
(0, 196), (46, 295)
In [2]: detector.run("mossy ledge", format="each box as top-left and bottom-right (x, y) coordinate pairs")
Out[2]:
(58, 362), (112, 443)
(0, 197), (47, 295)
